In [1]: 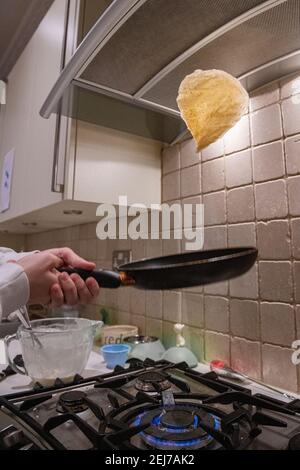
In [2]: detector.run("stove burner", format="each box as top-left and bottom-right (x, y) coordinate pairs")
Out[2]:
(132, 404), (220, 450)
(135, 371), (171, 392)
(160, 410), (195, 429)
(57, 391), (88, 414)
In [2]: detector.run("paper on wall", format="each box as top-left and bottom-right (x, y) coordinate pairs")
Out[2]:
(0, 149), (14, 213)
(0, 80), (6, 105)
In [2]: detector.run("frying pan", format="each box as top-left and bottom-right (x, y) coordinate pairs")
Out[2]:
(59, 247), (257, 290)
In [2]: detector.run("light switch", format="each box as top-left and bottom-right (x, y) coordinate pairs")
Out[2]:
(112, 250), (132, 270)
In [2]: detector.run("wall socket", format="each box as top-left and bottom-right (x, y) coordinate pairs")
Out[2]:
(112, 250), (132, 270)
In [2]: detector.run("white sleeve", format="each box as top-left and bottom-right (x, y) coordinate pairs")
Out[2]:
(0, 263), (30, 320)
(0, 247), (38, 321)
(0, 247), (38, 262)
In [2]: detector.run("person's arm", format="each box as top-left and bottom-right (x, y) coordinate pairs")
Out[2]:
(0, 247), (38, 262)
(0, 262), (29, 320)
(0, 247), (100, 321)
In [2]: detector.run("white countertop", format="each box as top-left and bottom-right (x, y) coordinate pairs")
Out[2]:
(0, 344), (299, 402)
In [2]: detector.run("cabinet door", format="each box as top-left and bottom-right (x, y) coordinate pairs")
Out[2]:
(73, 120), (162, 207)
(0, 0), (68, 222)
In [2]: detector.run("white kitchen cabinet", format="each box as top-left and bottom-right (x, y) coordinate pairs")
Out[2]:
(0, 0), (67, 223)
(0, 0), (162, 233)
(73, 121), (161, 206)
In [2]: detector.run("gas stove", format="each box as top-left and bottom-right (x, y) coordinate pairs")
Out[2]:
(1, 359), (300, 450)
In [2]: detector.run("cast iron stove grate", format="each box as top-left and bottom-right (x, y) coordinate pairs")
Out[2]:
(1, 359), (300, 450)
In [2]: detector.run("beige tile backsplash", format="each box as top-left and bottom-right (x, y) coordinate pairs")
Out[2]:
(12, 72), (300, 393)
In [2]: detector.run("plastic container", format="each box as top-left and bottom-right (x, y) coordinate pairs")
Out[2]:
(101, 344), (130, 369)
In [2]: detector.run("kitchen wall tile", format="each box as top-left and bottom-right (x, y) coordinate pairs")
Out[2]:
(261, 302), (295, 346)
(145, 239), (163, 258)
(145, 318), (163, 339)
(296, 305), (300, 337)
(69, 225), (80, 240)
(79, 224), (89, 240)
(230, 299), (259, 340)
(87, 223), (97, 239)
(204, 331), (230, 364)
(104, 290), (118, 308)
(116, 237), (132, 252)
(145, 291), (163, 319)
(117, 288), (131, 312)
(259, 261), (293, 303)
(180, 164), (201, 198)
(201, 138), (224, 161)
(87, 239), (97, 261)
(281, 73), (300, 99)
(182, 292), (204, 328)
(130, 289), (146, 316)
(79, 239), (88, 259)
(180, 195), (203, 232)
(202, 158), (225, 193)
(255, 180), (288, 220)
(203, 191), (226, 226)
(162, 145), (180, 174)
(204, 296), (229, 333)
(228, 223), (256, 247)
(293, 262), (300, 303)
(116, 310), (131, 325)
(227, 186), (255, 223)
(251, 104), (282, 146)
(163, 291), (182, 323)
(162, 235), (181, 256)
(282, 96), (300, 136)
(180, 139), (201, 168)
(257, 220), (291, 260)
(132, 239), (146, 260)
(287, 176), (300, 216)
(229, 264), (258, 299)
(225, 149), (252, 188)
(250, 82), (280, 112)
(285, 136), (300, 176)
(96, 239), (108, 260)
(252, 141), (284, 183)
(262, 344), (298, 392)
(203, 225), (227, 250)
(162, 321), (177, 349)
(231, 337), (261, 379)
(291, 219), (300, 259)
(162, 171), (180, 202)
(204, 281), (228, 296)
(224, 115), (250, 155)
(181, 229), (204, 253)
(183, 326), (204, 361)
(131, 314), (146, 335)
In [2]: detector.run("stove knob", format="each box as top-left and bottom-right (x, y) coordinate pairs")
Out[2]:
(288, 433), (300, 450)
(3, 428), (26, 449)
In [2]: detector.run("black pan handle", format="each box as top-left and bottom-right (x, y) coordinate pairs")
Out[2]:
(58, 267), (122, 288)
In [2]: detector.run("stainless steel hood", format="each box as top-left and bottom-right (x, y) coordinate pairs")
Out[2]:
(40, 0), (300, 144)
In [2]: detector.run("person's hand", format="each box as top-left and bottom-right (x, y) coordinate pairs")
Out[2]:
(45, 247), (100, 307)
(13, 251), (63, 305)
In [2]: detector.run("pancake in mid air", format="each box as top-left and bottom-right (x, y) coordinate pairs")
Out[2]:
(177, 69), (249, 151)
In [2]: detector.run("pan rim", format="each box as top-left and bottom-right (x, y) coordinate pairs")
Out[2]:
(118, 247), (257, 272)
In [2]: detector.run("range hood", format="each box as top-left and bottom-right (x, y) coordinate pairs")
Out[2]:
(40, 0), (300, 144)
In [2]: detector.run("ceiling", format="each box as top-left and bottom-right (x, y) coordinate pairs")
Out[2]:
(0, 0), (54, 80)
